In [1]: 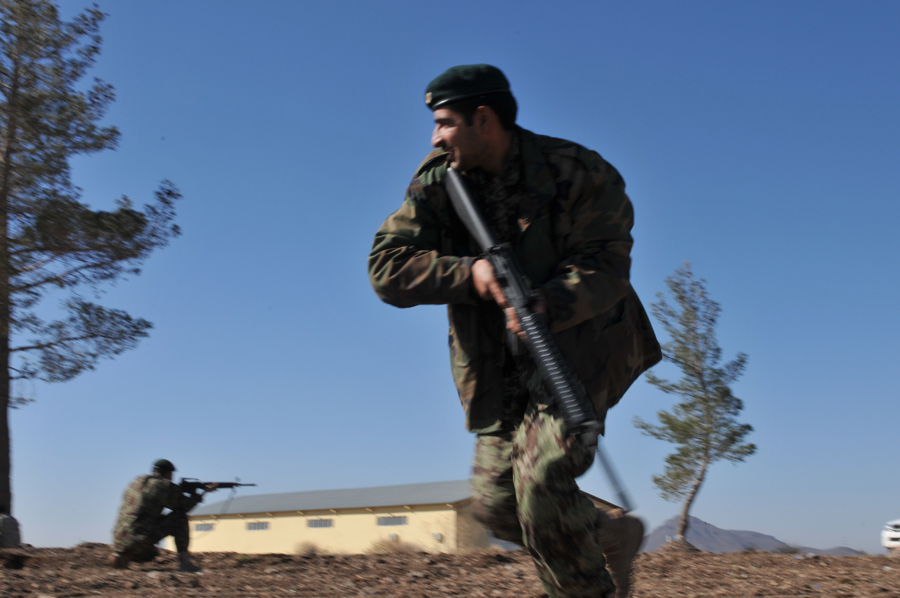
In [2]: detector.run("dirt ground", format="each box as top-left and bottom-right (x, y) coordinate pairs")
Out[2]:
(1, 542), (897, 598)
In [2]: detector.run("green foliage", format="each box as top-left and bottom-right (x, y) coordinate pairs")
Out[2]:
(0, 0), (181, 510)
(634, 263), (755, 535)
(1, 0), (181, 398)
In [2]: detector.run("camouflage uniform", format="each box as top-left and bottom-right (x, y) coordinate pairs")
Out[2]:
(113, 473), (203, 559)
(368, 127), (660, 598)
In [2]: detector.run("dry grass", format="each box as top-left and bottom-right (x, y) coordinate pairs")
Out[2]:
(4, 542), (898, 598)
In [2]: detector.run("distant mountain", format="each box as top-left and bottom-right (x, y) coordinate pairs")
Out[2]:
(643, 516), (864, 556)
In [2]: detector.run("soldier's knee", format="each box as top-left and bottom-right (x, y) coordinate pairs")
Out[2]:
(168, 510), (189, 524)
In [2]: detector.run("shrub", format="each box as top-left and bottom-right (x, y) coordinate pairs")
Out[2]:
(368, 538), (419, 554)
(294, 542), (320, 556)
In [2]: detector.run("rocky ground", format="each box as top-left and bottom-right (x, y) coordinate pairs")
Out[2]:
(0, 542), (897, 597)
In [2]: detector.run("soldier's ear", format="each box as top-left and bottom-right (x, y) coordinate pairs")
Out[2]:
(474, 106), (492, 131)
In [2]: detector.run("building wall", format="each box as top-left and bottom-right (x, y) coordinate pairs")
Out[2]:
(171, 503), (471, 555)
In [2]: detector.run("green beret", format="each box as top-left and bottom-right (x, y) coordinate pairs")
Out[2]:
(152, 458), (176, 473)
(425, 64), (511, 110)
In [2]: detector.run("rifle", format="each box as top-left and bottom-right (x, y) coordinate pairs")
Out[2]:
(444, 167), (634, 511)
(179, 478), (256, 494)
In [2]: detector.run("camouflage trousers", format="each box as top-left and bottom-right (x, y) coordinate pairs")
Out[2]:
(472, 401), (615, 598)
(114, 510), (191, 558)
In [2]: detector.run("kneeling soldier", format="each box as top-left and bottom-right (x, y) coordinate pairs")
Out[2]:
(110, 459), (217, 572)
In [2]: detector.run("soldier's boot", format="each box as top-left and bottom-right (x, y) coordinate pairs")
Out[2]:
(107, 552), (130, 570)
(178, 552), (201, 573)
(596, 509), (644, 598)
(133, 545), (160, 563)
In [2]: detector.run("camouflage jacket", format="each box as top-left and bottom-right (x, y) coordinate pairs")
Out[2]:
(368, 127), (661, 433)
(113, 474), (202, 549)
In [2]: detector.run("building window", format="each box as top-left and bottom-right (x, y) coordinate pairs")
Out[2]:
(377, 516), (407, 526)
(195, 523), (214, 532)
(247, 521), (269, 531)
(307, 519), (333, 528)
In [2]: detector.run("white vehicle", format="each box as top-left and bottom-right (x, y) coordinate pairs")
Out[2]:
(883, 519), (900, 551)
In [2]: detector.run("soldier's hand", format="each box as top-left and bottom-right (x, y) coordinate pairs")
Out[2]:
(472, 259), (508, 308)
(505, 291), (547, 340)
(204, 483), (219, 493)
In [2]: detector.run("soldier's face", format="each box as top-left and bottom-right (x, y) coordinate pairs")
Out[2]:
(431, 108), (487, 172)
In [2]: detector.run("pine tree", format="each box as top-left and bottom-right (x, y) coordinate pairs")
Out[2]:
(634, 262), (755, 541)
(0, 0), (181, 514)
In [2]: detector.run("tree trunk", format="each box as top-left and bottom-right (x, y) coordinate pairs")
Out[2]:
(0, 344), (8, 515)
(0, 130), (10, 514)
(675, 458), (708, 541)
(0, 160), (10, 514)
(0, 105), (12, 516)
(0, 13), (20, 518)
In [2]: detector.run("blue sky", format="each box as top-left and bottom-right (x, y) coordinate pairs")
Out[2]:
(12, 0), (898, 554)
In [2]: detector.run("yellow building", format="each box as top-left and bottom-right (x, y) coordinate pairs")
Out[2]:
(174, 479), (619, 555)
(174, 480), (490, 555)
